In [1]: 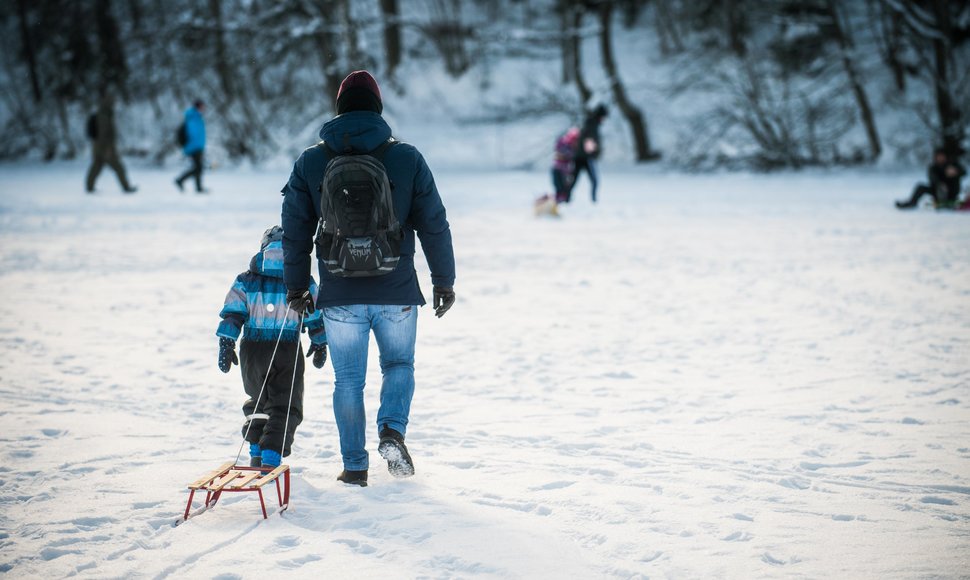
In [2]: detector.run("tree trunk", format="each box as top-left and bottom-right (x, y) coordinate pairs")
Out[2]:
(15, 0), (42, 103)
(380, 0), (402, 78)
(930, 0), (963, 157)
(570, 3), (592, 106)
(826, 0), (881, 160)
(209, 0), (236, 103)
(724, 0), (746, 57)
(559, 1), (572, 84)
(95, 0), (129, 99)
(598, 1), (658, 162)
(312, 0), (344, 104)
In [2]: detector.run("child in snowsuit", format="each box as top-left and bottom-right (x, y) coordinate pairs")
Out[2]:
(216, 226), (328, 468)
(552, 127), (581, 204)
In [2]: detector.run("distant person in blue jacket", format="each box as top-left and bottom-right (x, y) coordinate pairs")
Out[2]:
(175, 99), (207, 193)
(217, 226), (328, 469)
(281, 70), (456, 487)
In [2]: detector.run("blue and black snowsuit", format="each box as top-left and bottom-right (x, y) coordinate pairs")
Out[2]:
(217, 240), (326, 456)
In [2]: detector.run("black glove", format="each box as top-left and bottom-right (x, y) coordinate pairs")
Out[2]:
(286, 288), (315, 315)
(218, 337), (238, 373)
(433, 286), (455, 318)
(307, 343), (328, 369)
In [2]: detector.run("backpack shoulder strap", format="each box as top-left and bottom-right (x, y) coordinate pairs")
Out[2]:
(317, 141), (339, 159)
(369, 138), (397, 162)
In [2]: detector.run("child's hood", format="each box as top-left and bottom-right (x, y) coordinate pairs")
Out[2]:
(249, 240), (285, 279)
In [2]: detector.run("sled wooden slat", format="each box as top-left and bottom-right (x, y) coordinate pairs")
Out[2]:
(254, 465), (288, 487)
(209, 471), (245, 493)
(187, 462), (234, 489)
(226, 471), (261, 489)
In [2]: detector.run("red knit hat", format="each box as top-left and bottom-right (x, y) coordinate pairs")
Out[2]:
(336, 70), (383, 115)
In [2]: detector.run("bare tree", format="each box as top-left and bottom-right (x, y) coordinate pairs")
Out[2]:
(380, 0), (402, 79)
(825, 0), (881, 160)
(597, 0), (660, 161)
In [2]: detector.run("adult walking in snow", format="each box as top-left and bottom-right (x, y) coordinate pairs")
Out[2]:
(85, 92), (137, 194)
(175, 99), (207, 193)
(281, 70), (456, 487)
(572, 104), (608, 203)
(895, 148), (966, 209)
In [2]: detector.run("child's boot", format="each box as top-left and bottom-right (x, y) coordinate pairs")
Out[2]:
(261, 449), (282, 468)
(249, 443), (262, 467)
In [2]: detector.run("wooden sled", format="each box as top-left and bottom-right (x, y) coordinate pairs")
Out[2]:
(181, 462), (290, 523)
(534, 194), (561, 218)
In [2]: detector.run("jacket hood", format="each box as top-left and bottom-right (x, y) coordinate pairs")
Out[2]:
(319, 111), (392, 153)
(249, 240), (285, 279)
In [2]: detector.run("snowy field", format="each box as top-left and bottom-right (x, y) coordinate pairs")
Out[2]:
(1, 163), (968, 578)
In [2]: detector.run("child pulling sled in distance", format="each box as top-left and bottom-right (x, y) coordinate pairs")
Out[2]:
(535, 127), (580, 217)
(216, 226), (328, 468)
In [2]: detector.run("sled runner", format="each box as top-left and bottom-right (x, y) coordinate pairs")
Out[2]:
(179, 462), (290, 524)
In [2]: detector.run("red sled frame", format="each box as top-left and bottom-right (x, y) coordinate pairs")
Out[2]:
(183, 462), (290, 521)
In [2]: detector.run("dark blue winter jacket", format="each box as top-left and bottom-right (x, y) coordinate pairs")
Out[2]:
(183, 107), (206, 155)
(281, 111), (455, 307)
(217, 241), (327, 344)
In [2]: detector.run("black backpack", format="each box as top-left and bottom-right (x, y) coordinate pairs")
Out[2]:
(314, 139), (402, 277)
(176, 122), (188, 147)
(86, 113), (98, 140)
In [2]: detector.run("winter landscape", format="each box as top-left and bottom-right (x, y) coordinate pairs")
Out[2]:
(2, 1), (970, 578)
(1, 165), (968, 578)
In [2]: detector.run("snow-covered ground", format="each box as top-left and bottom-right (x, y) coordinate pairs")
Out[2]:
(1, 163), (968, 578)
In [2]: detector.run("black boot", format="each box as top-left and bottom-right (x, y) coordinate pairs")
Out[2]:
(337, 469), (368, 487)
(378, 426), (415, 478)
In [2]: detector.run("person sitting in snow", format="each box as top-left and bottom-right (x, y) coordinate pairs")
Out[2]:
(216, 226), (328, 468)
(895, 148), (966, 209)
(552, 127), (581, 204)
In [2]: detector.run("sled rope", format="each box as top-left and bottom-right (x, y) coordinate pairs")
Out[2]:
(279, 311), (305, 462)
(233, 304), (294, 466)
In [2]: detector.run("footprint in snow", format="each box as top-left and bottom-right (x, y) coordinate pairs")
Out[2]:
(762, 553), (800, 566)
(777, 477), (811, 490)
(722, 531), (753, 542)
(530, 480), (576, 491)
(268, 535), (301, 552)
(333, 538), (377, 554)
(277, 554), (323, 569)
(920, 496), (956, 506)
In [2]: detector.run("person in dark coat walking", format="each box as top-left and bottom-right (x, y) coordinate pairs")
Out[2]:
(896, 148), (966, 209)
(85, 93), (136, 194)
(281, 70), (456, 487)
(571, 104), (608, 203)
(175, 99), (207, 193)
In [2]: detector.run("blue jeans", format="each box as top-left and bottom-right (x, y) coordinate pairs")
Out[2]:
(323, 304), (418, 470)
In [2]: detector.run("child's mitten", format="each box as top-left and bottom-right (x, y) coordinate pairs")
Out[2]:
(307, 343), (327, 369)
(218, 337), (238, 373)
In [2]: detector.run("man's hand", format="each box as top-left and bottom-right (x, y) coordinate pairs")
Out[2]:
(218, 337), (238, 373)
(307, 343), (328, 369)
(286, 288), (315, 315)
(433, 286), (455, 318)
